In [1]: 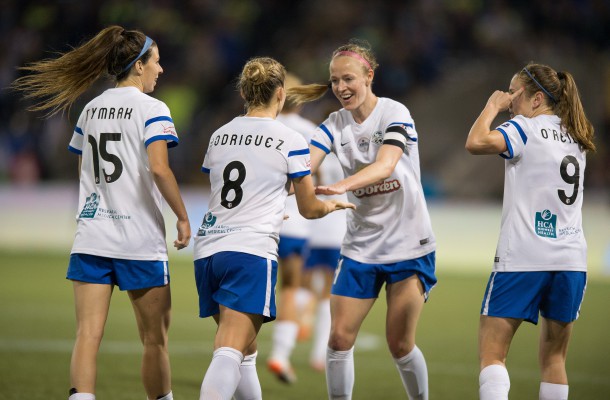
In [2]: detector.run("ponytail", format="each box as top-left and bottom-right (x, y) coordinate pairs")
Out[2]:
(286, 83), (330, 106)
(555, 71), (596, 152)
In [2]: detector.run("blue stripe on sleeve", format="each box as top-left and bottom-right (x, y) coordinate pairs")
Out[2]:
(74, 126), (84, 135)
(319, 124), (334, 144)
(201, 166), (210, 174)
(145, 116), (173, 127)
(68, 145), (82, 155)
(145, 135), (179, 148)
(288, 148), (310, 157)
(288, 170), (311, 179)
(388, 121), (413, 128)
(508, 120), (527, 144)
(310, 140), (330, 154)
(496, 128), (514, 159)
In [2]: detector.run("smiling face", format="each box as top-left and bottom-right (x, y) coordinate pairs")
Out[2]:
(140, 45), (162, 94)
(329, 55), (372, 112)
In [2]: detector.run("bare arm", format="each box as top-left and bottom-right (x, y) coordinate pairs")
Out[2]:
(147, 140), (191, 249)
(292, 173), (355, 219)
(315, 143), (403, 195)
(309, 145), (327, 174)
(465, 87), (524, 155)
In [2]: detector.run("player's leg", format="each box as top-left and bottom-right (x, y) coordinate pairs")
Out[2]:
(478, 316), (521, 400)
(70, 281), (113, 397)
(310, 266), (334, 371)
(537, 271), (585, 400)
(128, 284), (172, 400)
(326, 294), (375, 399)
(201, 306), (263, 400)
(234, 340), (262, 400)
(385, 274), (427, 399)
(268, 251), (303, 383)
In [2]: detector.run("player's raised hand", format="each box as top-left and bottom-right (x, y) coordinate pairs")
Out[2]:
(486, 87), (524, 112)
(325, 199), (356, 212)
(315, 185), (346, 195)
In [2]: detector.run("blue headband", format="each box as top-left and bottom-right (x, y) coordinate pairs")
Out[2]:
(122, 36), (153, 73)
(522, 67), (557, 103)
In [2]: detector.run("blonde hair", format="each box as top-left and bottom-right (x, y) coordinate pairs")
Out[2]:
(237, 57), (286, 112)
(287, 39), (378, 106)
(518, 63), (595, 152)
(11, 26), (154, 117)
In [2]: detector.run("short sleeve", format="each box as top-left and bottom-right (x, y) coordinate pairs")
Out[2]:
(495, 115), (528, 160)
(287, 135), (311, 179)
(310, 121), (334, 154)
(68, 112), (87, 155)
(144, 101), (179, 148)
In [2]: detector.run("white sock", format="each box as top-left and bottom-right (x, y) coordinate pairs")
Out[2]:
(234, 351), (262, 400)
(394, 345), (428, 400)
(479, 364), (510, 400)
(200, 347), (243, 400)
(539, 382), (568, 400)
(310, 299), (331, 365)
(269, 321), (299, 362)
(152, 391), (173, 400)
(295, 287), (313, 312)
(326, 346), (354, 400)
(69, 394), (95, 400)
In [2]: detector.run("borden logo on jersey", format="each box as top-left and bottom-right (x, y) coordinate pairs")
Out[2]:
(353, 179), (401, 198)
(535, 209), (557, 238)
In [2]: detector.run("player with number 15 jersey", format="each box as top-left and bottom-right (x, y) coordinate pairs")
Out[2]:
(194, 116), (311, 261)
(68, 86), (179, 260)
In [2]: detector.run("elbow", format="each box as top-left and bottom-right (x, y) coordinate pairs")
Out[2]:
(465, 140), (484, 155)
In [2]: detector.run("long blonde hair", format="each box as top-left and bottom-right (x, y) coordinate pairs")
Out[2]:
(518, 63), (595, 152)
(11, 25), (154, 117)
(286, 39), (379, 106)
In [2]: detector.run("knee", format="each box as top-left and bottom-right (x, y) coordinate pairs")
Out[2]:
(76, 325), (105, 345)
(386, 336), (415, 359)
(328, 328), (356, 351)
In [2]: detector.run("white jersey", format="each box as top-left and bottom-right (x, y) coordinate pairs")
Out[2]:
(276, 112), (316, 239)
(68, 87), (179, 261)
(309, 152), (347, 249)
(493, 114), (587, 272)
(311, 97), (435, 263)
(194, 116), (311, 261)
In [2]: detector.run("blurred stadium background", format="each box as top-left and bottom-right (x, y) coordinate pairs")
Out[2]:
(1, 1), (609, 399)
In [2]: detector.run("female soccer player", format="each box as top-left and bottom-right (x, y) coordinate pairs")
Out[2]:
(193, 57), (354, 400)
(465, 63), (595, 400)
(287, 39), (437, 400)
(12, 26), (191, 400)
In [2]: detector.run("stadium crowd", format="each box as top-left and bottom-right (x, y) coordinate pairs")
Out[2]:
(1, 0), (608, 198)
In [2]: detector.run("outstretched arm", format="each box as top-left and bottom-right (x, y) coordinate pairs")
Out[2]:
(292, 173), (355, 219)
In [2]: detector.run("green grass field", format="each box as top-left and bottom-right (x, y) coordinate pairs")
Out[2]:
(1, 250), (609, 399)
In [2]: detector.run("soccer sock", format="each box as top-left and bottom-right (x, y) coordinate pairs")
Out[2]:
(326, 346), (355, 400)
(234, 351), (262, 400)
(154, 391), (173, 400)
(394, 345), (429, 400)
(310, 299), (331, 366)
(68, 393), (95, 400)
(200, 347), (243, 400)
(269, 321), (299, 362)
(479, 364), (510, 400)
(539, 382), (568, 400)
(295, 287), (314, 312)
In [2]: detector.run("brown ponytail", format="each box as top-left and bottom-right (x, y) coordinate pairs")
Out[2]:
(11, 25), (152, 117)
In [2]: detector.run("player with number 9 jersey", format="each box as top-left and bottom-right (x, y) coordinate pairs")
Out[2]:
(68, 87), (179, 260)
(493, 113), (586, 272)
(194, 116), (311, 261)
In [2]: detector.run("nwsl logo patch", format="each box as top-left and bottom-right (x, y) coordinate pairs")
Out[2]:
(535, 209), (557, 238)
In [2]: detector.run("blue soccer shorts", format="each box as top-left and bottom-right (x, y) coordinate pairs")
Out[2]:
(305, 247), (341, 271)
(331, 251), (437, 300)
(278, 236), (309, 259)
(194, 251), (278, 323)
(67, 253), (169, 291)
(481, 271), (587, 324)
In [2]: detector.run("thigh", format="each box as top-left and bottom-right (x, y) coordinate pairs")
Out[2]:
(329, 294), (376, 350)
(478, 315), (522, 368)
(215, 305), (264, 354)
(385, 275), (426, 350)
(73, 280), (113, 334)
(128, 285), (172, 340)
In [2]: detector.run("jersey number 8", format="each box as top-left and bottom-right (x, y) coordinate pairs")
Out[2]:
(221, 161), (246, 209)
